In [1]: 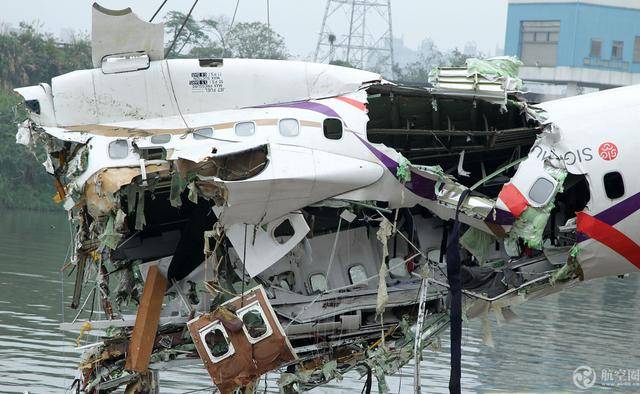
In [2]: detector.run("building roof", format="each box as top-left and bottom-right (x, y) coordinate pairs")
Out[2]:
(508, 0), (640, 11)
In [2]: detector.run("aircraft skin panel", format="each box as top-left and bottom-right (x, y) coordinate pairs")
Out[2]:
(45, 58), (381, 127)
(216, 144), (384, 226)
(51, 69), (100, 126)
(502, 86), (640, 279)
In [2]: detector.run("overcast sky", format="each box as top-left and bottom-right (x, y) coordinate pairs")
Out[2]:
(1, 0), (509, 59)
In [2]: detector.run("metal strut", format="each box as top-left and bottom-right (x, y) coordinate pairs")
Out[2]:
(413, 276), (430, 394)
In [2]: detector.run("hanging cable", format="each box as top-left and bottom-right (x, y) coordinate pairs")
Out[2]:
(266, 0), (270, 28)
(241, 224), (247, 306)
(266, 0), (271, 55)
(230, 0), (240, 29)
(165, 0), (200, 57)
(149, 0), (169, 22)
(446, 188), (472, 394)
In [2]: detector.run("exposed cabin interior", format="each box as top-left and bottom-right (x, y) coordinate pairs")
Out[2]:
(365, 84), (540, 192)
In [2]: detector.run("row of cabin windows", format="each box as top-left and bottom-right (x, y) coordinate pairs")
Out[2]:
(202, 303), (272, 362)
(107, 118), (344, 159)
(527, 171), (625, 207)
(308, 264), (368, 294)
(291, 259), (416, 295)
(232, 118), (343, 139)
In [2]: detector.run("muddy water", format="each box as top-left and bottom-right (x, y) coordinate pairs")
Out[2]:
(1, 209), (639, 393)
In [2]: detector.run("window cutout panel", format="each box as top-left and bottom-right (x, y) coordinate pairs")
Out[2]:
(426, 248), (444, 264)
(279, 118), (300, 137)
(603, 172), (624, 200)
(200, 323), (234, 362)
(140, 147), (166, 160)
(279, 279), (291, 290)
(270, 271), (294, 291)
(528, 177), (555, 205)
(309, 273), (327, 294)
(348, 264), (368, 285)
(150, 134), (171, 144)
(389, 257), (410, 279)
(237, 303), (272, 344)
(101, 53), (150, 74)
(194, 127), (213, 140)
(199, 58), (223, 67)
(108, 139), (129, 159)
(273, 219), (295, 244)
(323, 118), (343, 140)
(235, 122), (255, 136)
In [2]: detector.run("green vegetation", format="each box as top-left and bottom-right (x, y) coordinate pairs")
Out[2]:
(0, 23), (91, 210)
(164, 12), (287, 59)
(394, 46), (479, 83)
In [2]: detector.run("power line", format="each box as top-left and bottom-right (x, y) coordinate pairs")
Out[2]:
(149, 0), (169, 22)
(266, 0), (270, 29)
(229, 0), (240, 29)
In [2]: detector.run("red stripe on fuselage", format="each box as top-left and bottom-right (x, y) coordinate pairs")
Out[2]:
(336, 96), (367, 111)
(498, 183), (528, 218)
(576, 212), (640, 269)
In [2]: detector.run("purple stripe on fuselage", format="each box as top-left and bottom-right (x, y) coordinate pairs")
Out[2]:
(254, 101), (341, 119)
(407, 172), (437, 201)
(355, 133), (437, 200)
(595, 191), (640, 226)
(485, 208), (516, 226)
(578, 191), (640, 243)
(356, 133), (515, 228)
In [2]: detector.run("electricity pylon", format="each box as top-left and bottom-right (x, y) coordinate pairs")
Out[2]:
(314, 0), (395, 78)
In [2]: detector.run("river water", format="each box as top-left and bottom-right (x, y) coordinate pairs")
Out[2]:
(1, 209), (639, 393)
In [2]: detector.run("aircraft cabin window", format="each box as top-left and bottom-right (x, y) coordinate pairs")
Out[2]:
(235, 122), (255, 136)
(603, 172), (625, 200)
(237, 304), (272, 343)
(323, 118), (343, 140)
(309, 273), (327, 294)
(193, 127), (214, 140)
(203, 325), (233, 360)
(108, 139), (129, 159)
(279, 118), (300, 137)
(348, 265), (368, 285)
(273, 219), (295, 244)
(150, 134), (171, 144)
(528, 177), (555, 205)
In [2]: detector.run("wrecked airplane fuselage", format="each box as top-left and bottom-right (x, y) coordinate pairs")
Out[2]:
(12, 4), (640, 393)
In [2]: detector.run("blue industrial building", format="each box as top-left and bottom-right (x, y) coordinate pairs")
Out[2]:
(504, 0), (640, 96)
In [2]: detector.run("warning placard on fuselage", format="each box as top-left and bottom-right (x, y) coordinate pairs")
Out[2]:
(189, 72), (225, 93)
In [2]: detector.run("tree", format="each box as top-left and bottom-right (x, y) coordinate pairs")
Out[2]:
(164, 11), (208, 57)
(164, 14), (288, 60)
(225, 22), (287, 59)
(393, 38), (486, 83)
(0, 23), (92, 209)
(0, 22), (91, 91)
(329, 60), (354, 68)
(446, 48), (469, 67)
